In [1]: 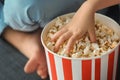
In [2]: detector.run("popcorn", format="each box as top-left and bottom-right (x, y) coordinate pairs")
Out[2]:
(45, 16), (120, 58)
(110, 41), (118, 49)
(46, 41), (55, 51)
(83, 44), (91, 55)
(91, 43), (99, 50)
(71, 52), (83, 58)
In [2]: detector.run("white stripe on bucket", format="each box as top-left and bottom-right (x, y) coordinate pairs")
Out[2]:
(72, 60), (82, 80)
(54, 55), (64, 80)
(113, 47), (119, 80)
(101, 54), (108, 80)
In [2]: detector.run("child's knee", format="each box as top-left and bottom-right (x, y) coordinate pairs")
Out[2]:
(3, 0), (42, 31)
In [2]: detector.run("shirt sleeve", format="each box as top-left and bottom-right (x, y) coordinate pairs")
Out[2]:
(0, 2), (7, 35)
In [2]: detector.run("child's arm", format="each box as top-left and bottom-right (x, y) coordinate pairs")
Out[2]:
(52, 0), (120, 53)
(87, 0), (120, 11)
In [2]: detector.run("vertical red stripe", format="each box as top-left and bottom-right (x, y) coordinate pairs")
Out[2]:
(62, 58), (72, 80)
(107, 51), (115, 80)
(82, 60), (92, 80)
(95, 58), (101, 80)
(48, 52), (57, 80)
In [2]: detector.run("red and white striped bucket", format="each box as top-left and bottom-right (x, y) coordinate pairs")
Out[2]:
(41, 13), (120, 80)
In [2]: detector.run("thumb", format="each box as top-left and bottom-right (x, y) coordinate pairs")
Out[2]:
(24, 58), (38, 73)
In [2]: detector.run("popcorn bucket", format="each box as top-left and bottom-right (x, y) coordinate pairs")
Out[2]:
(41, 13), (120, 80)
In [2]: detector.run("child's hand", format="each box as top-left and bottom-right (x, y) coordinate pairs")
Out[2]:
(52, 2), (96, 53)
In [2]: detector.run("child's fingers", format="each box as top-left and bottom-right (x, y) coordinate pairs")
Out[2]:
(51, 28), (67, 41)
(88, 27), (96, 42)
(54, 32), (72, 52)
(66, 33), (83, 53)
(37, 66), (48, 79)
(24, 58), (38, 73)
